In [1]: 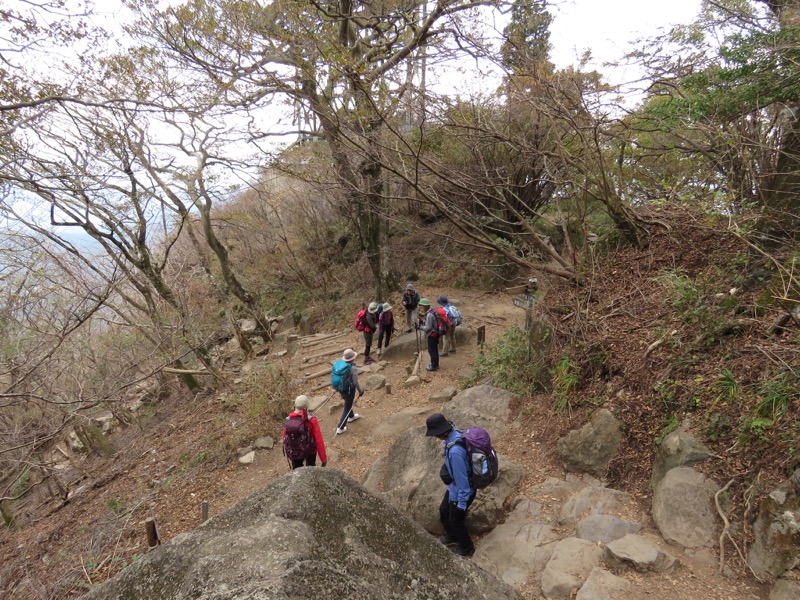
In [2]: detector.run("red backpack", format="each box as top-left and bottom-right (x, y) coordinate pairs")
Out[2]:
(433, 307), (451, 337)
(354, 308), (368, 332)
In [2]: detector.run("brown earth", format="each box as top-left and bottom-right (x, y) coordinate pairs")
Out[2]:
(1, 209), (796, 599)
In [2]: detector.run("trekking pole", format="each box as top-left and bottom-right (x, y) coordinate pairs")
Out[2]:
(310, 390), (336, 417)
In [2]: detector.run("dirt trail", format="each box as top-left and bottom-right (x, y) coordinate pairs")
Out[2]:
(204, 290), (770, 600)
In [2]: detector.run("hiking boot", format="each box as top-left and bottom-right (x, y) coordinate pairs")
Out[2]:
(406, 328), (412, 333)
(364, 357), (375, 365)
(451, 546), (475, 557)
(440, 352), (448, 357)
(335, 426), (347, 435)
(438, 535), (458, 546)
(347, 413), (360, 423)
(450, 348), (456, 354)
(425, 364), (438, 372)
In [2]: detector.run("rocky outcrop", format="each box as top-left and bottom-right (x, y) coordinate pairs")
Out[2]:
(747, 473), (800, 578)
(556, 408), (621, 476)
(650, 426), (711, 489)
(83, 468), (521, 600)
(652, 466), (719, 548)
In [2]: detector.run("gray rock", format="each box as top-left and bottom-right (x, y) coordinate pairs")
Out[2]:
(403, 376), (421, 387)
(605, 533), (678, 573)
(556, 408), (622, 476)
(770, 578), (800, 600)
(559, 486), (637, 526)
(474, 520), (559, 587)
(429, 386), (458, 403)
(363, 374), (387, 391)
(237, 451), (255, 464)
(575, 567), (630, 600)
(253, 436), (274, 450)
(575, 514), (641, 543)
(540, 537), (604, 599)
(366, 406), (436, 445)
(236, 446), (253, 457)
(650, 426), (711, 489)
(83, 469), (521, 600)
(748, 479), (800, 578)
(652, 466), (719, 548)
(468, 458), (525, 533)
(442, 385), (513, 437)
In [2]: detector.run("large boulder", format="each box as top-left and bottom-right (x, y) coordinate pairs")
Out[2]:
(556, 409), (621, 477)
(83, 468), (521, 600)
(442, 385), (513, 436)
(650, 426), (711, 489)
(747, 475), (800, 578)
(652, 466), (719, 548)
(382, 328), (473, 361)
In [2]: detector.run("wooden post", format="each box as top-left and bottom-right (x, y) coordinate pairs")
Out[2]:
(145, 517), (160, 549)
(385, 384), (392, 395)
(477, 325), (486, 345)
(201, 500), (209, 523)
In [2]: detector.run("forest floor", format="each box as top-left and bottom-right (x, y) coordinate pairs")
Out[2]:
(0, 209), (796, 599)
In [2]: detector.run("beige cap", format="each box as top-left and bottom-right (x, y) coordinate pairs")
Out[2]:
(342, 348), (358, 362)
(294, 395), (311, 410)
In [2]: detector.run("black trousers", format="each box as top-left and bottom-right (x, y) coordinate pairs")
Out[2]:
(439, 489), (476, 553)
(291, 454), (317, 469)
(337, 387), (356, 430)
(427, 334), (439, 369)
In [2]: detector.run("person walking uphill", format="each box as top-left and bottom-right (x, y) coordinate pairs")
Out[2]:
(377, 303), (394, 358)
(436, 295), (461, 356)
(331, 348), (365, 435)
(401, 283), (420, 333)
(362, 302), (379, 365)
(282, 395), (327, 469)
(417, 298), (439, 371)
(425, 413), (476, 557)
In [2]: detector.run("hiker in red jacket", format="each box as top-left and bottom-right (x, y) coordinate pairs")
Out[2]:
(281, 395), (327, 469)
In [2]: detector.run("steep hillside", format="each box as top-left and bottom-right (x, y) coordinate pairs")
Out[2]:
(0, 207), (796, 598)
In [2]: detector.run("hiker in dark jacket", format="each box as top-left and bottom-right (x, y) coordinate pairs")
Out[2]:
(335, 349), (364, 435)
(426, 413), (476, 557)
(282, 395), (327, 469)
(377, 303), (394, 358)
(417, 297), (439, 371)
(401, 283), (420, 333)
(363, 302), (379, 365)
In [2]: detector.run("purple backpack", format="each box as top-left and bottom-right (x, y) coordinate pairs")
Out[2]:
(283, 415), (316, 460)
(449, 427), (499, 489)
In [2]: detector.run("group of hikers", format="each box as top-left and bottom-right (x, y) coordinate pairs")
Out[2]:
(354, 283), (463, 372)
(281, 395), (481, 558)
(280, 283), (478, 557)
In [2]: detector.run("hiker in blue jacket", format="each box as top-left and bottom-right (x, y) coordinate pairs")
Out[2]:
(425, 412), (476, 557)
(334, 348), (364, 435)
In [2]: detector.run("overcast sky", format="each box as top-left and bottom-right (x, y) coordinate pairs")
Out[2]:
(548, 0), (702, 71)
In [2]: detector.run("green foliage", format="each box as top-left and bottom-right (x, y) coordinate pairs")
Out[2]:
(653, 378), (680, 410)
(706, 412), (732, 443)
(714, 368), (740, 404)
(462, 327), (547, 395)
(655, 271), (704, 320)
(754, 371), (798, 420)
(107, 498), (123, 514)
(654, 414), (680, 445)
(552, 354), (579, 412)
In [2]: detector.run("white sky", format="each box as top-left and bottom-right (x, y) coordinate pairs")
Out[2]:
(548, 0), (703, 72)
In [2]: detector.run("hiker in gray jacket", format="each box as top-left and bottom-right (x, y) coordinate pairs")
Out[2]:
(417, 298), (439, 372)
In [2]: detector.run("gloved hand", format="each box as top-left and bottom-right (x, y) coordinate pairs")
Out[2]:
(321, 461), (327, 467)
(453, 506), (467, 521)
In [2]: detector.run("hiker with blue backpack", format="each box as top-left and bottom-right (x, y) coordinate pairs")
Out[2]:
(330, 348), (364, 435)
(281, 395), (327, 469)
(425, 413), (476, 557)
(436, 295), (462, 356)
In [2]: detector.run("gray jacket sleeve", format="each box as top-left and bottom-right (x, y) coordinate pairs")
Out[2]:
(350, 364), (364, 394)
(423, 311), (436, 336)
